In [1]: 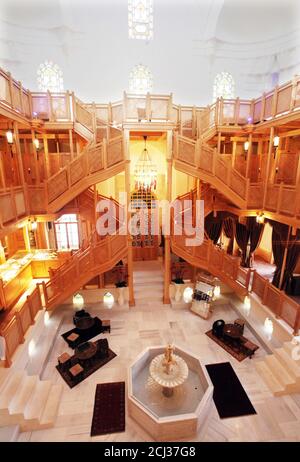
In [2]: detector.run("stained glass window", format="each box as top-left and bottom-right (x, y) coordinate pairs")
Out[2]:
(129, 64), (153, 94)
(128, 0), (153, 40)
(213, 72), (235, 100)
(37, 61), (64, 92)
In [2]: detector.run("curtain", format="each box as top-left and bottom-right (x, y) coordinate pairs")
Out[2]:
(270, 221), (289, 288)
(204, 212), (222, 244)
(245, 217), (265, 267)
(234, 217), (264, 267)
(235, 221), (249, 267)
(281, 230), (300, 292)
(223, 217), (235, 254)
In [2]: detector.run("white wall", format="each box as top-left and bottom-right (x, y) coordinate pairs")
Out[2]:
(0, 0), (299, 106)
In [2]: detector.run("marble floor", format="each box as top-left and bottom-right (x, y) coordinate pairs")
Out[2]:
(16, 297), (300, 442)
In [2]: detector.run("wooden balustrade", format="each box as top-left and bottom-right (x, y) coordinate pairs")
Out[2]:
(0, 285), (42, 366)
(46, 134), (124, 207)
(0, 186), (27, 227)
(42, 231), (127, 310)
(1, 65), (300, 135)
(251, 271), (300, 335)
(172, 191), (300, 334)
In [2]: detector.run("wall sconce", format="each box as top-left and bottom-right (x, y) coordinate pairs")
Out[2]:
(6, 130), (14, 158)
(264, 317), (273, 338)
(256, 212), (265, 224)
(103, 292), (114, 308)
(273, 135), (279, 159)
(6, 130), (13, 144)
(33, 138), (40, 150)
(73, 293), (84, 310)
(213, 285), (221, 299)
(29, 218), (37, 231)
(33, 138), (41, 160)
(244, 141), (249, 160)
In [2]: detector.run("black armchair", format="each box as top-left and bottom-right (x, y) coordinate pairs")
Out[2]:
(96, 338), (109, 359)
(212, 319), (225, 338)
(73, 310), (95, 330)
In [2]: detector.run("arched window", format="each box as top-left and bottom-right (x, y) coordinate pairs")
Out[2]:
(37, 61), (64, 92)
(128, 0), (153, 40)
(213, 72), (235, 100)
(129, 64), (153, 94)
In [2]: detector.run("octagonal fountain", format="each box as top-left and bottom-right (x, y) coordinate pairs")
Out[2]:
(128, 345), (213, 441)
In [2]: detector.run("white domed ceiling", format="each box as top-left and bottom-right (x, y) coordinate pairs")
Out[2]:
(0, 0), (299, 105)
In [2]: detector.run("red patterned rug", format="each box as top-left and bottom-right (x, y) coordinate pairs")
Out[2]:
(206, 330), (248, 362)
(91, 382), (125, 436)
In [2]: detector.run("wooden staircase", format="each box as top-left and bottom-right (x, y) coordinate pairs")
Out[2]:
(0, 368), (62, 432)
(255, 341), (300, 396)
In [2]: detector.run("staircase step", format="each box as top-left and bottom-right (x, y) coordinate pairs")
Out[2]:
(264, 355), (295, 387)
(274, 348), (300, 380)
(9, 375), (38, 416)
(0, 425), (19, 442)
(0, 372), (25, 412)
(0, 368), (11, 391)
(283, 341), (300, 363)
(39, 384), (63, 427)
(134, 281), (164, 288)
(255, 361), (285, 396)
(24, 380), (52, 421)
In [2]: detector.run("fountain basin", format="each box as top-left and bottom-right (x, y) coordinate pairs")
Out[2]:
(128, 345), (213, 441)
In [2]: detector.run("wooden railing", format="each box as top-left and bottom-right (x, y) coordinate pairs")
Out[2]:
(0, 285), (42, 366)
(197, 75), (300, 136)
(0, 67), (31, 119)
(42, 231), (127, 310)
(46, 134), (124, 206)
(174, 133), (249, 205)
(252, 271), (300, 335)
(0, 186), (27, 227)
(1, 64), (299, 136)
(171, 191), (300, 334)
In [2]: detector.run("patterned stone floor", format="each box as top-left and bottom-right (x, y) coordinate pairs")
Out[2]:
(16, 299), (300, 442)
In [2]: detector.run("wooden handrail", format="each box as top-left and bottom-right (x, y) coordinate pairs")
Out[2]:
(171, 192), (300, 335)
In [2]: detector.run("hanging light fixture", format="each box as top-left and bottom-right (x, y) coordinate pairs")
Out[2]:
(134, 135), (157, 191)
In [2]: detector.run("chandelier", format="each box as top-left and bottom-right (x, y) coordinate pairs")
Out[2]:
(134, 135), (157, 190)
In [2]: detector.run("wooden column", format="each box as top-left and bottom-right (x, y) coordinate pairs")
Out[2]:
(163, 130), (173, 304)
(124, 129), (135, 306)
(245, 133), (252, 179)
(93, 184), (97, 230)
(13, 122), (25, 186)
(42, 134), (50, 178)
(0, 150), (6, 189)
(278, 225), (291, 290)
(31, 129), (40, 184)
(262, 127), (274, 207)
(231, 141), (237, 168)
(163, 237), (171, 304)
(69, 129), (74, 160)
(23, 225), (31, 251)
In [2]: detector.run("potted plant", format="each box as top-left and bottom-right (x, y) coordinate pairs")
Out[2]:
(172, 263), (186, 301)
(113, 265), (128, 305)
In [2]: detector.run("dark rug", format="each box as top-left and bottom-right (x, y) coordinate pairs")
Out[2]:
(56, 342), (116, 389)
(206, 330), (251, 362)
(206, 362), (256, 419)
(91, 382), (125, 436)
(61, 317), (103, 348)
